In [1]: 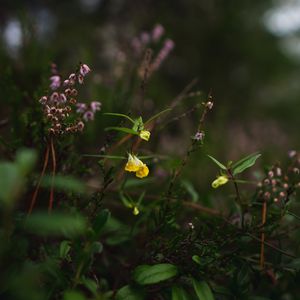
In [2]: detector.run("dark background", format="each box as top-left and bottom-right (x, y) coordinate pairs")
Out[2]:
(1, 0), (300, 188)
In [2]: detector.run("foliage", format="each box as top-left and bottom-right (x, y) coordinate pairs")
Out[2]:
(1, 5), (300, 299)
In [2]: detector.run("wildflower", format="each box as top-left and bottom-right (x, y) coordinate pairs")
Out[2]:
(80, 64), (91, 77)
(59, 93), (67, 104)
(39, 96), (48, 105)
(50, 75), (61, 90)
(152, 24), (165, 42)
(211, 175), (228, 188)
(193, 131), (204, 141)
(133, 206), (140, 216)
(139, 130), (151, 141)
(76, 103), (87, 113)
(83, 111), (94, 122)
(206, 101), (214, 110)
(90, 101), (101, 112)
(78, 74), (84, 84)
(125, 153), (149, 178)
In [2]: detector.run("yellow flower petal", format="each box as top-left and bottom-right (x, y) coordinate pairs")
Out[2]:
(136, 164), (149, 178)
(139, 130), (151, 141)
(125, 153), (142, 172)
(211, 175), (228, 189)
(133, 206), (139, 215)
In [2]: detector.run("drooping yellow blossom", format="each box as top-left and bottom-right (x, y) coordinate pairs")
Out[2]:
(139, 130), (151, 141)
(212, 175), (229, 188)
(125, 153), (141, 172)
(136, 164), (149, 178)
(125, 153), (149, 178)
(133, 206), (140, 215)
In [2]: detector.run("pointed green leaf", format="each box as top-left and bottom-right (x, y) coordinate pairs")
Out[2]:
(133, 264), (178, 285)
(232, 153), (261, 176)
(103, 112), (135, 123)
(145, 108), (172, 125)
(105, 127), (138, 135)
(116, 285), (145, 300)
(207, 155), (227, 170)
(172, 285), (190, 300)
(192, 279), (214, 300)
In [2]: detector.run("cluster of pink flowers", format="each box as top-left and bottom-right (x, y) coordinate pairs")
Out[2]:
(150, 38), (175, 72)
(38, 63), (101, 135)
(132, 24), (175, 76)
(131, 24), (165, 54)
(76, 101), (101, 122)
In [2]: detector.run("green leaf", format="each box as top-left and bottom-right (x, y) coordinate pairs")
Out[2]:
(132, 116), (144, 131)
(192, 255), (201, 265)
(192, 279), (214, 300)
(82, 154), (126, 159)
(25, 212), (87, 237)
(90, 241), (103, 254)
(92, 209), (111, 236)
(41, 175), (86, 193)
(103, 112), (135, 123)
(182, 180), (199, 202)
(145, 108), (172, 125)
(232, 153), (261, 176)
(105, 126), (138, 135)
(133, 264), (178, 285)
(0, 162), (22, 205)
(64, 290), (86, 300)
(172, 285), (190, 300)
(59, 240), (71, 260)
(116, 285), (145, 300)
(16, 148), (37, 174)
(81, 277), (98, 296)
(207, 155), (227, 170)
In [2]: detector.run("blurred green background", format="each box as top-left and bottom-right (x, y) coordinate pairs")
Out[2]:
(1, 0), (300, 189)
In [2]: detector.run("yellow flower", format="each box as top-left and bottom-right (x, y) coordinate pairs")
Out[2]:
(136, 164), (149, 178)
(139, 130), (151, 141)
(125, 153), (142, 172)
(125, 153), (149, 178)
(212, 175), (229, 188)
(133, 206), (140, 215)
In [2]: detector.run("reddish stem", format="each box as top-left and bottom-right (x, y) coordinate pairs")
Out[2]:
(260, 200), (267, 269)
(28, 144), (50, 215)
(48, 137), (56, 213)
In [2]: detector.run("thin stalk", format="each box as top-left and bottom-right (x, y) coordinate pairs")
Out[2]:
(48, 137), (56, 213)
(260, 200), (267, 268)
(28, 143), (50, 215)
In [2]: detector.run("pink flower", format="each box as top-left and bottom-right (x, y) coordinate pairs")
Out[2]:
(78, 74), (84, 84)
(49, 75), (61, 90)
(39, 96), (48, 105)
(76, 103), (87, 113)
(140, 32), (150, 44)
(80, 64), (91, 77)
(90, 101), (101, 112)
(50, 92), (59, 103)
(63, 79), (70, 86)
(83, 111), (94, 121)
(164, 39), (175, 51)
(152, 24), (165, 42)
(59, 93), (67, 104)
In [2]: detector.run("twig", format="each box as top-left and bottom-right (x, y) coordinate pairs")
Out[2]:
(48, 137), (56, 213)
(247, 232), (295, 259)
(260, 200), (267, 268)
(28, 143), (50, 215)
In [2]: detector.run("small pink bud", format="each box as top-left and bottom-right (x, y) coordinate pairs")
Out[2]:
(90, 101), (101, 112)
(39, 96), (48, 105)
(83, 111), (94, 121)
(80, 64), (91, 77)
(78, 74), (84, 84)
